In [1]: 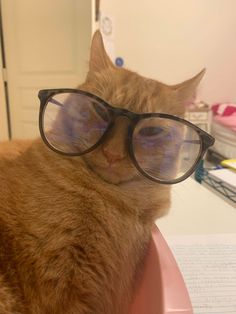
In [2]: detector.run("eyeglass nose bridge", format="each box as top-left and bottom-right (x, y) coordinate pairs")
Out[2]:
(109, 107), (139, 140)
(107, 106), (137, 152)
(111, 106), (139, 122)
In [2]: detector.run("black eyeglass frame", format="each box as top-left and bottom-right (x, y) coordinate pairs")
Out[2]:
(38, 88), (215, 184)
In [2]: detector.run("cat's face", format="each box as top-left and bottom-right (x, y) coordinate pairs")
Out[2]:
(74, 31), (204, 186)
(78, 72), (177, 185)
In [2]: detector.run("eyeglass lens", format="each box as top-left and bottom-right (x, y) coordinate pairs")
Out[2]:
(42, 93), (110, 154)
(133, 117), (201, 181)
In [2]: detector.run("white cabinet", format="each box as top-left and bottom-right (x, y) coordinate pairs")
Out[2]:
(1, 0), (96, 139)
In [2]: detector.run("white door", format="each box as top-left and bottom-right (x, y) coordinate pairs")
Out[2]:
(1, 0), (96, 139)
(0, 38), (8, 141)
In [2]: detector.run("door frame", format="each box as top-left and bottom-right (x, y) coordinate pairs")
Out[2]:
(0, 39), (8, 141)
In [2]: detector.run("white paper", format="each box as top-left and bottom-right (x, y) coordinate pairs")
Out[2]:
(166, 234), (236, 314)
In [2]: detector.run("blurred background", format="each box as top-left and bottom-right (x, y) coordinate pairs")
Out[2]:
(0, 0), (235, 164)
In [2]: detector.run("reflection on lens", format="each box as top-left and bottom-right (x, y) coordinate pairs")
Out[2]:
(42, 92), (110, 154)
(132, 117), (201, 182)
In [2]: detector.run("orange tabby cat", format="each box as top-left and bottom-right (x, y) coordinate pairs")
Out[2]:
(0, 31), (204, 314)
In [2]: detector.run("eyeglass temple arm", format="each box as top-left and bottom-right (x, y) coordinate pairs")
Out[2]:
(183, 139), (200, 144)
(183, 137), (214, 148)
(49, 98), (63, 107)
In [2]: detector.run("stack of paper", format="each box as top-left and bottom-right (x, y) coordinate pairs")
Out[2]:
(208, 168), (236, 193)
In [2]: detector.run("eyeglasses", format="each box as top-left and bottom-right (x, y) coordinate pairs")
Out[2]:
(38, 89), (215, 184)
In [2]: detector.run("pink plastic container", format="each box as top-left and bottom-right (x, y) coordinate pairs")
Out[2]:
(130, 226), (193, 314)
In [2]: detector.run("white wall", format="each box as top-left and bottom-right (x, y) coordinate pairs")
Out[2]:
(100, 0), (236, 104)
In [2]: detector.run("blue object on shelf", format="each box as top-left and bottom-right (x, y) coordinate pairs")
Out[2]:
(194, 160), (204, 183)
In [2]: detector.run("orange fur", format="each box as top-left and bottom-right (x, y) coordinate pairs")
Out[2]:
(0, 31), (203, 313)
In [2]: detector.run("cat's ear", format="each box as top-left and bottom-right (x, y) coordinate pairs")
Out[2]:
(89, 30), (114, 72)
(171, 69), (206, 105)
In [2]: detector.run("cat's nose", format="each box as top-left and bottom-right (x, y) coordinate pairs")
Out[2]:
(102, 146), (126, 165)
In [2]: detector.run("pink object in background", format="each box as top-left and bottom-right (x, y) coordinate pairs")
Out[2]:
(130, 226), (193, 314)
(211, 103), (236, 131)
(212, 103), (236, 116)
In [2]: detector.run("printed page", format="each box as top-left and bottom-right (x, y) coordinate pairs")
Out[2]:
(166, 234), (236, 314)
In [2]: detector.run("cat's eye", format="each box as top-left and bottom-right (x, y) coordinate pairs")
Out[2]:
(39, 89), (214, 184)
(139, 126), (164, 137)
